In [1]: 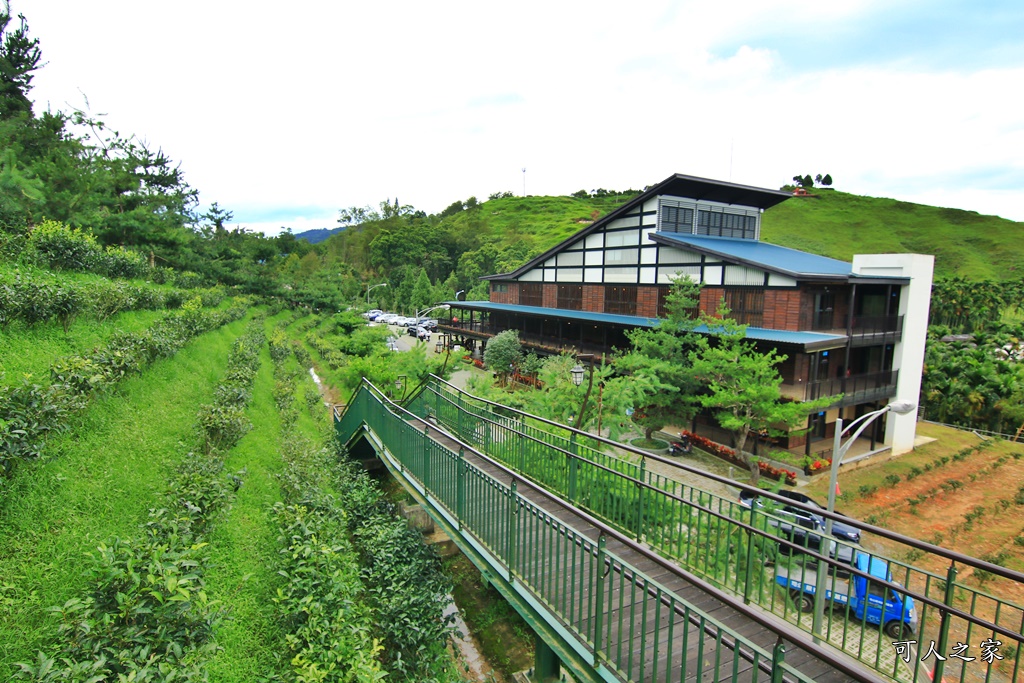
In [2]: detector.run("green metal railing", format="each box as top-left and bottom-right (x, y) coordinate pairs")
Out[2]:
(402, 376), (1024, 683)
(335, 381), (844, 683)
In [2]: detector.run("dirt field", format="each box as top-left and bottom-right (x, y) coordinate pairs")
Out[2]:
(804, 423), (1024, 682)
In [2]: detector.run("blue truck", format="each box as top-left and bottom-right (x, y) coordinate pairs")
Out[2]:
(776, 553), (917, 639)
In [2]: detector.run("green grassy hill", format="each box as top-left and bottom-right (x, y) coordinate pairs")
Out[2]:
(761, 189), (1024, 280)
(438, 192), (638, 257)
(443, 188), (1022, 281)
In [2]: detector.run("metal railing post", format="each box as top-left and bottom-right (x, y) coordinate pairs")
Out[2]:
(423, 424), (431, 496)
(507, 478), (518, 584)
(743, 506), (757, 604)
(932, 562), (958, 683)
(568, 433), (579, 503)
(594, 534), (607, 657)
(457, 446), (465, 529)
(636, 458), (647, 542)
(771, 638), (786, 683)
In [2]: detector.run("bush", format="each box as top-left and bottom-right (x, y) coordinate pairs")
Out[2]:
(98, 245), (148, 279)
(28, 220), (100, 271)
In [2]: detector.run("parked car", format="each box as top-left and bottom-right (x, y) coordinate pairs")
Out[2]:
(363, 309), (383, 320)
(739, 489), (861, 564)
(385, 336), (400, 351)
(415, 326), (431, 341)
(419, 318), (438, 330)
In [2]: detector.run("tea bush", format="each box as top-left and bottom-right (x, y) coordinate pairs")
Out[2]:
(14, 319), (263, 682)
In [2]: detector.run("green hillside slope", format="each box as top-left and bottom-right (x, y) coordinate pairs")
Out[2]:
(758, 189), (1022, 281)
(437, 193), (638, 258)
(445, 189), (1022, 282)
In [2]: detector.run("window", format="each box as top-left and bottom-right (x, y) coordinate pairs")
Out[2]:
(605, 285), (637, 315)
(557, 284), (583, 310)
(492, 283), (508, 294)
(520, 283), (543, 307)
(661, 205), (694, 233)
(697, 210), (758, 239)
(723, 288), (764, 326)
(605, 248), (639, 266)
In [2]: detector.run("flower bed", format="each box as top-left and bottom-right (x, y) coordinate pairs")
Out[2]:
(679, 429), (798, 485)
(802, 457), (832, 475)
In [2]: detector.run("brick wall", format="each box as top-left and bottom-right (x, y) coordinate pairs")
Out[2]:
(490, 282), (519, 304)
(700, 287), (724, 316)
(542, 283), (557, 308)
(763, 290), (802, 330)
(582, 285), (605, 312)
(637, 286), (660, 317)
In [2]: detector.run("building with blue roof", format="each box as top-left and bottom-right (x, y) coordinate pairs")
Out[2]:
(442, 173), (933, 457)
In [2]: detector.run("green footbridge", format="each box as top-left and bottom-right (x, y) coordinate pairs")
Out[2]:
(334, 376), (1024, 683)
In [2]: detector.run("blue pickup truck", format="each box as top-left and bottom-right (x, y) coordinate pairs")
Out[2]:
(776, 553), (917, 639)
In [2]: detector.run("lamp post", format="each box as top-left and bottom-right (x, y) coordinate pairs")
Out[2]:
(455, 289), (465, 300)
(569, 354), (595, 430)
(366, 282), (388, 306)
(811, 399), (917, 641)
(415, 303), (451, 322)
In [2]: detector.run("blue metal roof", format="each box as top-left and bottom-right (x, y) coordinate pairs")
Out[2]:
(653, 233), (854, 278)
(444, 301), (846, 348)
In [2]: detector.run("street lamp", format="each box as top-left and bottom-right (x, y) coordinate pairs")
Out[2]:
(569, 355), (595, 429)
(811, 399), (917, 640)
(415, 303), (451, 321)
(455, 289), (465, 300)
(366, 282), (388, 306)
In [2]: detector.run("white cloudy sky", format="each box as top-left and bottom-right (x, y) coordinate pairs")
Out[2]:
(23, 0), (1024, 235)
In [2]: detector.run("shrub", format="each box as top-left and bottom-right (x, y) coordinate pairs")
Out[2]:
(884, 474), (901, 487)
(98, 245), (148, 279)
(28, 220), (100, 271)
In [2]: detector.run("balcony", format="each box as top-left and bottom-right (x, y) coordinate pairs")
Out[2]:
(437, 320), (610, 362)
(797, 311), (903, 345)
(781, 369), (899, 406)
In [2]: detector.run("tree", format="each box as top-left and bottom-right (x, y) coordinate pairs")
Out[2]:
(821, 173), (833, 186)
(607, 276), (705, 440)
(0, 3), (42, 119)
(483, 330), (523, 386)
(689, 312), (833, 484)
(410, 267), (433, 312)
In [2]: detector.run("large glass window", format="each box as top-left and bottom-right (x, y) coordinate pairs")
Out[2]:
(557, 284), (583, 310)
(520, 283), (543, 307)
(723, 288), (764, 326)
(605, 285), (637, 315)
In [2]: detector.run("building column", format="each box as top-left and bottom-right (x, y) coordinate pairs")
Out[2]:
(852, 254), (934, 454)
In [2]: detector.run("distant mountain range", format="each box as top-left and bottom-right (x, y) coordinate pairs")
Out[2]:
(293, 227), (346, 244)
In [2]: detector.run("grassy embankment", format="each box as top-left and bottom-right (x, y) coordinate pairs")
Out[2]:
(0, 314), (250, 677)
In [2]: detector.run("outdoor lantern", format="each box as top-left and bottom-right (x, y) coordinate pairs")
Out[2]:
(395, 377), (404, 392)
(570, 363), (586, 387)
(435, 340), (443, 353)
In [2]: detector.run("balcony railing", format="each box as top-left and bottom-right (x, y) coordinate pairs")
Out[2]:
(798, 311), (904, 341)
(795, 369), (899, 405)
